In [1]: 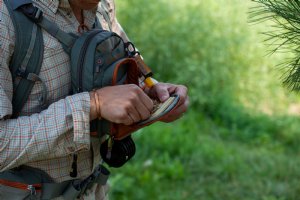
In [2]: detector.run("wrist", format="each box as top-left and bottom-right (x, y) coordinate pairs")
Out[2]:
(89, 91), (98, 120)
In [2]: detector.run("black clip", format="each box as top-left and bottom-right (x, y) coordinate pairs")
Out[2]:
(125, 42), (139, 57)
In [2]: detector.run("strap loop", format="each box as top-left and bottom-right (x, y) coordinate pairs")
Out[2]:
(19, 4), (43, 23)
(15, 69), (40, 83)
(44, 164), (110, 199)
(14, 70), (48, 109)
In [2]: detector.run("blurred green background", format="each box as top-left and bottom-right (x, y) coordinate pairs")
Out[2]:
(109, 0), (300, 199)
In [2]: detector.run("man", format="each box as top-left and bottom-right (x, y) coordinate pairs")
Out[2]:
(0, 0), (189, 199)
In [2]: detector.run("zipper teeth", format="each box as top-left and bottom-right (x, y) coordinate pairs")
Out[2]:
(77, 30), (103, 92)
(77, 31), (126, 92)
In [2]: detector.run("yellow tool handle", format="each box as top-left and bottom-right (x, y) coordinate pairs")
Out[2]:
(144, 77), (158, 88)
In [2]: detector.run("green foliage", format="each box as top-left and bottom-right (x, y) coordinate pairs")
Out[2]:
(107, 0), (300, 199)
(250, 0), (300, 91)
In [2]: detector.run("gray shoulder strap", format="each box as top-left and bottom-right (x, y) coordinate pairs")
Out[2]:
(18, 3), (76, 54)
(4, 0), (44, 117)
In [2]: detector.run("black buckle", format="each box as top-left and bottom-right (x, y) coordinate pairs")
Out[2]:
(125, 42), (139, 57)
(19, 4), (43, 23)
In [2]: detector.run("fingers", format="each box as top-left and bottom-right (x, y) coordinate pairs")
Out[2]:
(151, 83), (189, 123)
(127, 85), (153, 122)
(94, 83), (189, 125)
(135, 85), (154, 112)
(174, 85), (188, 107)
(149, 83), (188, 104)
(125, 100), (150, 124)
(160, 97), (189, 123)
(124, 113), (135, 126)
(152, 83), (170, 102)
(95, 84), (153, 125)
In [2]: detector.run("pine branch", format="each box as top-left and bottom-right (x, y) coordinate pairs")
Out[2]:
(250, 0), (300, 91)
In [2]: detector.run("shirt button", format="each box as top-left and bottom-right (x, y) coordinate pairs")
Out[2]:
(67, 146), (75, 152)
(66, 12), (72, 18)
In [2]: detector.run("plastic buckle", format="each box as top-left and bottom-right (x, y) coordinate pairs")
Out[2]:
(27, 185), (36, 196)
(20, 4), (43, 23)
(125, 42), (139, 57)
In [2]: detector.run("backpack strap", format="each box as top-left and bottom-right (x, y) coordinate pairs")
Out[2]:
(4, 0), (44, 117)
(18, 3), (76, 54)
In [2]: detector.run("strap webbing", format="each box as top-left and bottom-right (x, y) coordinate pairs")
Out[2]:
(41, 164), (109, 199)
(42, 181), (72, 199)
(4, 0), (44, 117)
(20, 24), (38, 71)
(17, 3), (75, 54)
(36, 16), (75, 53)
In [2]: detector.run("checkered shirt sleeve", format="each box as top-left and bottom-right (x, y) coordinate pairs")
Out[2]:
(0, 1), (90, 175)
(0, 0), (128, 182)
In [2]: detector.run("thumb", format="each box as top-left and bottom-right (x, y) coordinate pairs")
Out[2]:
(154, 85), (170, 102)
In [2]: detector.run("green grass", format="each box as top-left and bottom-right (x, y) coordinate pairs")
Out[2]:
(107, 0), (300, 199)
(109, 113), (300, 199)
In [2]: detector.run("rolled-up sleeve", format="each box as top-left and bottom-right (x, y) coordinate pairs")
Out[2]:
(0, 91), (92, 171)
(0, 2), (91, 171)
(66, 93), (91, 145)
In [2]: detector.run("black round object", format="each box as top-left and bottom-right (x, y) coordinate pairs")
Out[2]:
(100, 136), (136, 168)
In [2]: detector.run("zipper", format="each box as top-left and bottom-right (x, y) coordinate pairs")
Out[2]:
(77, 31), (125, 92)
(77, 30), (103, 92)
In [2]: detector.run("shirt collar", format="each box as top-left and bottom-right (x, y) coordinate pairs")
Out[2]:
(33, 0), (60, 13)
(58, 0), (73, 12)
(33, 0), (78, 14)
(34, 0), (100, 14)
(33, 0), (99, 31)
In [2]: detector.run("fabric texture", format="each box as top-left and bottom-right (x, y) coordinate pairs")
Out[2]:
(0, 0), (128, 198)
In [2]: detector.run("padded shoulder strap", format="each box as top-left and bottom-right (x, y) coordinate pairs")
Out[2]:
(18, 3), (75, 54)
(4, 0), (44, 116)
(9, 0), (32, 10)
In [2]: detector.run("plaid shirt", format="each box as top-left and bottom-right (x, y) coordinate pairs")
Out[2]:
(0, 0), (128, 183)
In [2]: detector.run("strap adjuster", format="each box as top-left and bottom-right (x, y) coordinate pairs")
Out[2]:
(16, 68), (27, 79)
(16, 68), (40, 82)
(19, 4), (43, 23)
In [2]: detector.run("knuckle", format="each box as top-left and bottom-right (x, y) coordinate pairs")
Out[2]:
(142, 112), (150, 120)
(123, 102), (132, 111)
(123, 121), (131, 126)
(130, 91), (139, 99)
(118, 112), (128, 121)
(128, 92), (139, 102)
(131, 84), (142, 93)
(128, 84), (139, 90)
(180, 85), (188, 91)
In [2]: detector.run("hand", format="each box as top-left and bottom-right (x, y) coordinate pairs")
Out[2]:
(90, 84), (153, 125)
(148, 82), (189, 123)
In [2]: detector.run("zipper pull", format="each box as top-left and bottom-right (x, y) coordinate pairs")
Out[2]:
(70, 153), (78, 178)
(106, 136), (114, 160)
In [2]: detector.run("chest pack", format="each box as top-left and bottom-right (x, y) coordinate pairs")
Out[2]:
(5, 0), (148, 168)
(1, 1), (182, 198)
(5, 0), (180, 169)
